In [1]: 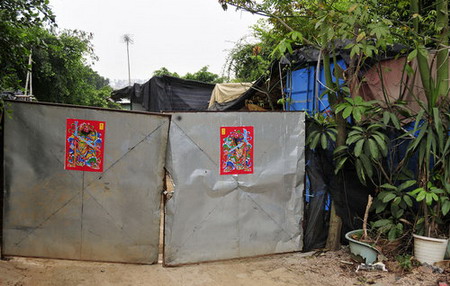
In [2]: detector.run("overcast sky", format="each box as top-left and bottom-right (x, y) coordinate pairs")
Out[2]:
(50, 0), (260, 86)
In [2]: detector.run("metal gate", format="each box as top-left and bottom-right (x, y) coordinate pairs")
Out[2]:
(3, 101), (169, 264)
(164, 112), (305, 265)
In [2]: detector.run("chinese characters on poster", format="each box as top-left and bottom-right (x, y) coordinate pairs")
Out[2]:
(65, 119), (105, 172)
(220, 126), (254, 175)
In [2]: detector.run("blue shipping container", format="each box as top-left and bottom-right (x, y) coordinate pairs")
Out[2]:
(286, 59), (346, 113)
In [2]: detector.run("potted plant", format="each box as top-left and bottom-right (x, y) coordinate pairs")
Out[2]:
(408, 179), (450, 264)
(404, 107), (450, 264)
(332, 99), (417, 260)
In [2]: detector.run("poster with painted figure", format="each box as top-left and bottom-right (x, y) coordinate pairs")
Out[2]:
(220, 126), (254, 175)
(65, 119), (106, 172)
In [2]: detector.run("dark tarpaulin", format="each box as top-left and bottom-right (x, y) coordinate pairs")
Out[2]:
(304, 146), (374, 251)
(131, 76), (215, 112)
(111, 83), (142, 101)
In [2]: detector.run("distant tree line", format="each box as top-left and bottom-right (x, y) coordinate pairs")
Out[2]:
(0, 0), (118, 108)
(153, 66), (227, 84)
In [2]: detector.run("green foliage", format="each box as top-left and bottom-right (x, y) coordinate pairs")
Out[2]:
(372, 218), (404, 240)
(334, 96), (377, 123)
(335, 124), (389, 184)
(222, 0), (450, 242)
(153, 67), (180, 78)
(184, 66), (226, 84)
(29, 29), (114, 108)
(0, 0), (55, 91)
(152, 66), (226, 84)
(224, 21), (278, 81)
(0, 1), (116, 109)
(306, 113), (337, 150)
(395, 254), (417, 271)
(371, 181), (416, 240)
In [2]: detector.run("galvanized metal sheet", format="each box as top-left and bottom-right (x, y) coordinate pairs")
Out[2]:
(164, 112), (305, 265)
(3, 101), (169, 264)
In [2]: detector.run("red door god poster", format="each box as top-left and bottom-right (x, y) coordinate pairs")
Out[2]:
(65, 119), (106, 172)
(220, 126), (254, 175)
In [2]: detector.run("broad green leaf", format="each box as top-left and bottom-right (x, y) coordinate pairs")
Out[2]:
(306, 131), (318, 144)
(334, 103), (347, 114)
(433, 107), (444, 150)
(393, 208), (404, 219)
(388, 227), (398, 240)
(343, 106), (353, 119)
(368, 138), (379, 159)
(320, 133), (328, 149)
(376, 203), (387, 213)
(398, 180), (416, 191)
(359, 154), (373, 178)
(417, 45), (428, 58)
(410, 122), (428, 151)
(290, 31), (303, 41)
(353, 107), (362, 122)
(367, 124), (384, 130)
(326, 130), (337, 141)
(409, 187), (424, 196)
(405, 64), (414, 76)
(383, 193), (396, 203)
(425, 193), (433, 205)
(372, 134), (387, 156)
(378, 191), (389, 200)
(334, 157), (348, 174)
(416, 190), (426, 202)
(403, 195), (413, 207)
(392, 197), (401, 206)
(383, 111), (390, 125)
(310, 133), (321, 149)
(350, 45), (360, 58)
(354, 96), (364, 104)
(348, 130), (362, 137)
(380, 183), (396, 190)
(333, 145), (348, 154)
(341, 86), (350, 94)
(356, 159), (366, 184)
(390, 112), (401, 129)
(372, 219), (391, 228)
(414, 110), (425, 131)
(354, 139), (364, 157)
(346, 134), (363, 145)
(407, 49), (417, 61)
(442, 201), (450, 216)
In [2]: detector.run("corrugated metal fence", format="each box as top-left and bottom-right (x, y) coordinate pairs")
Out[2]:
(3, 101), (169, 264)
(2, 102), (305, 265)
(164, 112), (305, 265)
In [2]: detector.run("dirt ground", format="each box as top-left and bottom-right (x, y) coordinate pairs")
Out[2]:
(0, 248), (448, 286)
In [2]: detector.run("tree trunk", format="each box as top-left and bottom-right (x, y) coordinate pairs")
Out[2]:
(436, 0), (449, 102)
(326, 201), (342, 250)
(321, 48), (346, 250)
(411, 0), (434, 105)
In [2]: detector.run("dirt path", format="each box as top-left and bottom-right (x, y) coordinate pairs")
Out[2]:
(0, 249), (448, 286)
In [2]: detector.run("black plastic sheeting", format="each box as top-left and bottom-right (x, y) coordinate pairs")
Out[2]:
(117, 76), (215, 112)
(303, 121), (374, 251)
(303, 124), (419, 251)
(304, 147), (374, 251)
(111, 83), (142, 101)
